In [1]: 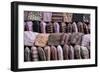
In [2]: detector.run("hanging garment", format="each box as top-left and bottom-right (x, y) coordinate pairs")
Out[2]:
(48, 33), (62, 46)
(60, 33), (71, 45)
(57, 45), (63, 60)
(60, 22), (66, 33)
(74, 45), (81, 59)
(24, 31), (39, 46)
(83, 14), (90, 23)
(81, 34), (90, 50)
(77, 22), (84, 33)
(68, 45), (74, 59)
(66, 23), (73, 33)
(44, 46), (51, 60)
(51, 46), (58, 60)
(70, 33), (83, 45)
(63, 44), (69, 60)
(63, 13), (73, 22)
(53, 22), (60, 33)
(72, 22), (78, 33)
(27, 11), (41, 21)
(81, 46), (89, 59)
(72, 14), (83, 22)
(83, 23), (89, 34)
(33, 21), (40, 32)
(31, 46), (39, 61)
(35, 34), (50, 47)
(40, 21), (47, 33)
(42, 12), (52, 22)
(24, 47), (31, 61)
(46, 22), (54, 33)
(37, 47), (46, 61)
(25, 21), (33, 31)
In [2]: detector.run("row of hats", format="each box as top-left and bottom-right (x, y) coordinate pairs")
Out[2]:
(24, 21), (90, 34)
(24, 45), (90, 62)
(24, 31), (90, 50)
(24, 11), (90, 23)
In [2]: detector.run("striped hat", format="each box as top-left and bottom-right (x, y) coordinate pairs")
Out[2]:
(31, 46), (39, 61)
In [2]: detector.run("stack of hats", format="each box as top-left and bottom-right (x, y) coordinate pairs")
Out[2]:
(24, 32), (90, 62)
(24, 44), (90, 62)
(24, 11), (91, 62)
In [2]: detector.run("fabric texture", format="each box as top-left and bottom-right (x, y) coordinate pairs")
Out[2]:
(46, 22), (54, 33)
(52, 12), (63, 22)
(63, 13), (73, 22)
(31, 46), (39, 61)
(66, 23), (73, 33)
(26, 21), (33, 31)
(24, 47), (31, 61)
(42, 12), (52, 22)
(81, 46), (89, 59)
(83, 23), (89, 34)
(35, 34), (50, 47)
(44, 46), (51, 60)
(74, 45), (81, 59)
(68, 45), (74, 59)
(53, 22), (60, 33)
(83, 14), (90, 23)
(51, 46), (58, 60)
(81, 34), (90, 50)
(57, 45), (63, 60)
(27, 11), (41, 21)
(70, 33), (83, 45)
(32, 21), (40, 32)
(24, 11), (29, 20)
(48, 33), (62, 46)
(72, 14), (83, 22)
(60, 33), (71, 45)
(63, 44), (69, 60)
(24, 31), (39, 46)
(37, 47), (46, 61)
(72, 22), (78, 33)
(40, 21), (47, 33)
(77, 22), (84, 33)
(60, 22), (66, 33)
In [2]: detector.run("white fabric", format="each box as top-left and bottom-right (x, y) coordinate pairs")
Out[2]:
(57, 45), (63, 60)
(72, 22), (78, 33)
(81, 34), (90, 48)
(24, 31), (39, 46)
(54, 22), (60, 33)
